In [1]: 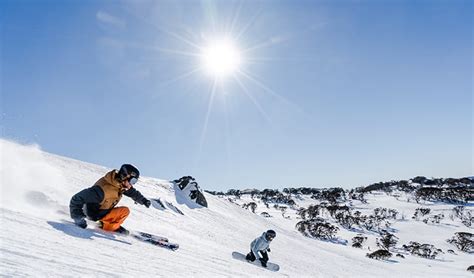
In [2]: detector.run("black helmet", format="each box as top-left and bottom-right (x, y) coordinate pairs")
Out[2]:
(118, 164), (140, 182)
(265, 230), (276, 241)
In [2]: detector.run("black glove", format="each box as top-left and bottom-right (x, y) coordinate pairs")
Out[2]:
(267, 248), (271, 253)
(259, 258), (267, 268)
(74, 217), (87, 229)
(143, 199), (151, 208)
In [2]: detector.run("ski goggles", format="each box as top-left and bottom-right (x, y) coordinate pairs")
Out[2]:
(129, 177), (138, 185)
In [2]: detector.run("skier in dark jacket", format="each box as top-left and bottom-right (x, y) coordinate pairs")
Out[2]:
(69, 164), (151, 234)
(246, 230), (276, 267)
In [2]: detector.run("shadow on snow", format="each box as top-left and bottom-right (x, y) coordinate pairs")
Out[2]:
(47, 220), (131, 245)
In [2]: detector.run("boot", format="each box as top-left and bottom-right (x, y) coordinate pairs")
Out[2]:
(245, 253), (254, 262)
(115, 226), (130, 235)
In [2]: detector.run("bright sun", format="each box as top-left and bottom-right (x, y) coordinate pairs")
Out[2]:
(201, 38), (241, 79)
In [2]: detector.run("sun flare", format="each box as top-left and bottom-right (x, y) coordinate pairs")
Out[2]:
(201, 38), (241, 78)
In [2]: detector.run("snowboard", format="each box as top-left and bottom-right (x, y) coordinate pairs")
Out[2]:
(131, 231), (179, 251)
(232, 251), (280, 272)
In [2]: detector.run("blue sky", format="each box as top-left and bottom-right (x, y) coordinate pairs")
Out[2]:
(2, 0), (472, 190)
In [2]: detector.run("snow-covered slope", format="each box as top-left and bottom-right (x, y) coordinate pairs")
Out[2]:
(0, 139), (472, 277)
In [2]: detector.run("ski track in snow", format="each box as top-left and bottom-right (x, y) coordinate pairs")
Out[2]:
(0, 139), (473, 277)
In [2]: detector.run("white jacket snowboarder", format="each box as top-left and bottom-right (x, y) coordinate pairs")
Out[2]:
(246, 230), (276, 267)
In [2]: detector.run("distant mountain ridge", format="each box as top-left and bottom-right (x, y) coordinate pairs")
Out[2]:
(206, 175), (473, 199)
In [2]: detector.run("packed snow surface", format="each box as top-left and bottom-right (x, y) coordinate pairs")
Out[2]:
(0, 139), (472, 277)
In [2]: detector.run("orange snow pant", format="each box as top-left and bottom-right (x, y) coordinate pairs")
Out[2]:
(100, 206), (130, 231)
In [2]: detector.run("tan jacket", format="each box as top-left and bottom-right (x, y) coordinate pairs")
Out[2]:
(95, 170), (125, 210)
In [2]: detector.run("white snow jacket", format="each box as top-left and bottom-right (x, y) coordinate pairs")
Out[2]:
(250, 232), (271, 259)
